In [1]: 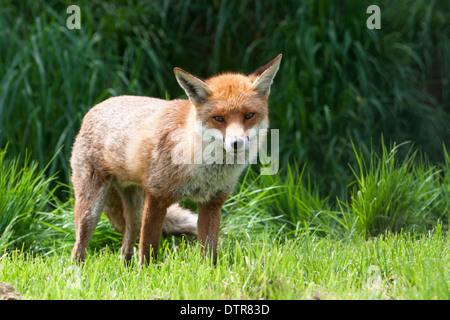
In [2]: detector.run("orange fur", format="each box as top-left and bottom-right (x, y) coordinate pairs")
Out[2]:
(70, 54), (282, 265)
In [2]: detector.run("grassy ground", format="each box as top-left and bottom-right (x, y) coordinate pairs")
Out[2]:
(1, 142), (450, 300)
(1, 227), (449, 300)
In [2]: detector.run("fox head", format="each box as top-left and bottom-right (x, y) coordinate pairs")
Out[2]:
(173, 54), (281, 164)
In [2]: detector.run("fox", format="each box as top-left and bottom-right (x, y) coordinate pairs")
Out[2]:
(70, 54), (282, 265)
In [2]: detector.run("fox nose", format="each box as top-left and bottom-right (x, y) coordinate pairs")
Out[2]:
(232, 139), (244, 151)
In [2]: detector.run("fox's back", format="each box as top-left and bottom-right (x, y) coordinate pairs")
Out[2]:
(77, 95), (167, 138)
(71, 96), (171, 175)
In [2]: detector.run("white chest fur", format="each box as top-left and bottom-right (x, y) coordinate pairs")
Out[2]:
(174, 162), (247, 203)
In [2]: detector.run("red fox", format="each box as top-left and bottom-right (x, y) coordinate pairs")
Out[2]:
(70, 54), (282, 265)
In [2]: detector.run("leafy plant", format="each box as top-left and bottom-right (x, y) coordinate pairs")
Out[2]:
(0, 147), (57, 252)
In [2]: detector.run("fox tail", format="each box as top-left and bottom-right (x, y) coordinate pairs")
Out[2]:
(162, 203), (198, 236)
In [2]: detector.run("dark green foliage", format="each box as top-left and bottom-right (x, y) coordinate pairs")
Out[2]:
(1, 1), (449, 254)
(1, 0), (449, 199)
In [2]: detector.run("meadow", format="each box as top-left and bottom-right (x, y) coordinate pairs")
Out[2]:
(1, 142), (449, 300)
(1, 229), (449, 300)
(1, 0), (450, 300)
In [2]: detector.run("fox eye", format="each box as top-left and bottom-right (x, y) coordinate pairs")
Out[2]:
(244, 112), (255, 120)
(213, 116), (225, 123)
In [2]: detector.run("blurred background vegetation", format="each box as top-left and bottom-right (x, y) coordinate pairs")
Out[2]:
(1, 0), (449, 197)
(0, 0), (450, 251)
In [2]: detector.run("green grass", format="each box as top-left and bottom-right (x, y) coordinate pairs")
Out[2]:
(1, 142), (449, 299)
(1, 139), (449, 251)
(337, 141), (447, 238)
(0, 147), (58, 253)
(1, 228), (449, 300)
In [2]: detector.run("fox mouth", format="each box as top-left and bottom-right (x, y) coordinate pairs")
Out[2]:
(232, 145), (247, 154)
(229, 150), (245, 157)
(223, 140), (248, 155)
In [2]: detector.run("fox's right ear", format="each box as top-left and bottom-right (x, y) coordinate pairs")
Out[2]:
(250, 54), (282, 98)
(174, 68), (212, 105)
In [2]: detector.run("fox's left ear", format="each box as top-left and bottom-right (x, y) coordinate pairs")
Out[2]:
(250, 54), (282, 98)
(174, 67), (212, 105)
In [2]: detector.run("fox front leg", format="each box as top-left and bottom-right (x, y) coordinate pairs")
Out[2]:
(139, 194), (168, 266)
(197, 197), (227, 265)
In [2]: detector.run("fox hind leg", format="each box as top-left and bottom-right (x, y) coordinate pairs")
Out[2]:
(103, 187), (126, 234)
(71, 173), (111, 263)
(116, 185), (144, 263)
